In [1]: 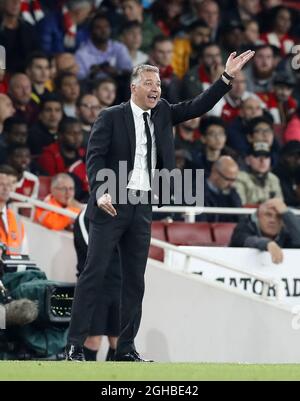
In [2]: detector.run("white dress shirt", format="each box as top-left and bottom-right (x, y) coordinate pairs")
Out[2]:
(127, 100), (157, 191)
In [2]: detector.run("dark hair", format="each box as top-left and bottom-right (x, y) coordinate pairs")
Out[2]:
(151, 35), (173, 50)
(58, 117), (81, 134)
(3, 116), (27, 134)
(7, 144), (31, 157)
(90, 12), (111, 31)
(200, 42), (220, 56)
(92, 77), (117, 91)
(25, 51), (49, 70)
(0, 164), (18, 177)
(120, 20), (142, 34)
(187, 19), (209, 32)
(253, 43), (275, 55)
(200, 116), (226, 135)
(247, 116), (274, 136)
(55, 72), (79, 91)
(40, 93), (63, 111)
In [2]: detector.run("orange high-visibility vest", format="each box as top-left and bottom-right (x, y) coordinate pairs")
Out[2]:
(0, 209), (25, 255)
(34, 195), (80, 231)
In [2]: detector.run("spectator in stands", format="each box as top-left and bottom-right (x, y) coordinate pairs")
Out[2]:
(37, 0), (93, 55)
(0, 94), (15, 134)
(227, 96), (265, 156)
(75, 13), (133, 81)
(8, 73), (39, 125)
(220, 20), (245, 61)
(148, 36), (181, 103)
(284, 107), (300, 144)
(76, 94), (101, 149)
(55, 72), (81, 118)
(225, 0), (260, 23)
(120, 0), (162, 53)
(54, 53), (80, 77)
(37, 117), (85, 177)
(7, 145), (39, 198)
(235, 142), (283, 205)
(0, 165), (28, 254)
(92, 78), (117, 112)
(195, 0), (220, 41)
(230, 198), (300, 264)
(260, 6), (295, 56)
(182, 43), (224, 100)
(245, 44), (276, 94)
(243, 19), (261, 48)
(172, 20), (211, 79)
(246, 116), (280, 167)
(73, 207), (121, 361)
(0, 116), (28, 164)
(0, 0), (40, 73)
(199, 156), (242, 223)
(25, 52), (51, 103)
(150, 0), (185, 37)
(120, 21), (148, 68)
(35, 173), (82, 231)
(274, 141), (300, 207)
(174, 117), (202, 155)
(260, 71), (297, 125)
(192, 117), (228, 176)
(28, 94), (63, 157)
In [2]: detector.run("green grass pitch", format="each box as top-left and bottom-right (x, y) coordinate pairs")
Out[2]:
(1, 362), (300, 381)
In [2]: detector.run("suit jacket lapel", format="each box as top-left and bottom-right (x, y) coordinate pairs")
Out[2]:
(123, 101), (136, 164)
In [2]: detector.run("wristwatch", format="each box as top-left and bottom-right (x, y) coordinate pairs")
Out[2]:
(221, 71), (235, 85)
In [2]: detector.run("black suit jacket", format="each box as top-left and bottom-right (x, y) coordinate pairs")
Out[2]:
(86, 78), (231, 222)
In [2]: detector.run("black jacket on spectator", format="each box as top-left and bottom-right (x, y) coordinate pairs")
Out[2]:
(273, 163), (299, 207)
(230, 211), (300, 250)
(197, 179), (242, 223)
(0, 19), (39, 73)
(28, 121), (57, 157)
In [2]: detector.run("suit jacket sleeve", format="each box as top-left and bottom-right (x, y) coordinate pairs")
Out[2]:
(86, 109), (113, 200)
(170, 78), (231, 125)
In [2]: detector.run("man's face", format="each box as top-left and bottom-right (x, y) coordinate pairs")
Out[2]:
(197, 1), (219, 30)
(4, 0), (21, 17)
(10, 76), (32, 105)
(56, 54), (79, 76)
(249, 122), (274, 146)
(52, 178), (75, 207)
(240, 98), (263, 120)
(258, 207), (283, 238)
(77, 95), (101, 125)
(231, 72), (247, 99)
(254, 48), (275, 75)
(190, 26), (211, 47)
(9, 148), (31, 172)
(275, 8), (291, 34)
(122, 0), (143, 21)
(203, 45), (222, 68)
(214, 164), (239, 191)
(40, 101), (63, 131)
(0, 95), (15, 122)
(60, 123), (83, 150)
(202, 124), (226, 151)
(60, 76), (80, 103)
(244, 21), (259, 44)
(247, 154), (271, 174)
(94, 82), (116, 107)
(27, 58), (50, 85)
(263, 0), (282, 8)
(131, 71), (161, 110)
(152, 41), (173, 68)
(238, 0), (260, 15)
(122, 27), (143, 51)
(0, 174), (13, 204)
(7, 123), (28, 145)
(284, 153), (300, 172)
(91, 18), (111, 43)
(274, 84), (293, 102)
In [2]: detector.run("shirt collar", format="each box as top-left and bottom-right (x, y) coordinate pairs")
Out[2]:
(130, 99), (151, 119)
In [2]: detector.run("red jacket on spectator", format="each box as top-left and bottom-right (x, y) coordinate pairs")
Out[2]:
(260, 32), (295, 56)
(37, 142), (85, 176)
(68, 159), (89, 193)
(257, 92), (297, 124)
(15, 171), (40, 198)
(283, 114), (300, 143)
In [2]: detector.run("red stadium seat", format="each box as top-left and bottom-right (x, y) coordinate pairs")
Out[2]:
(149, 221), (167, 261)
(38, 176), (52, 200)
(166, 222), (213, 246)
(211, 223), (237, 247)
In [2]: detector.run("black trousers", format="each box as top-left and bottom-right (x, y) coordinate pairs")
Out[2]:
(68, 202), (152, 355)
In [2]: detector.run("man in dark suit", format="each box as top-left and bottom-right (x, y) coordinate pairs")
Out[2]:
(66, 50), (255, 362)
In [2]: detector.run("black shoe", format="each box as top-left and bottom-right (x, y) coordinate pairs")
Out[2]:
(115, 350), (153, 362)
(65, 344), (85, 361)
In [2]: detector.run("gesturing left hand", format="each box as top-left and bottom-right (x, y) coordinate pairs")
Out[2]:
(225, 50), (255, 78)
